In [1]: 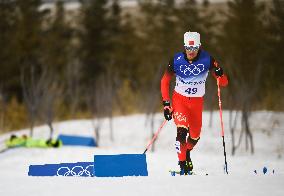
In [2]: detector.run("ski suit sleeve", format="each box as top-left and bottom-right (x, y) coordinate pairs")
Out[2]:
(161, 59), (175, 101)
(210, 57), (228, 87)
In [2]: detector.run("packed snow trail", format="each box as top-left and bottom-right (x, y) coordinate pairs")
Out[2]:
(0, 111), (283, 196)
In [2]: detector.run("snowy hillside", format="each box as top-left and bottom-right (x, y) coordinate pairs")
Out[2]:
(0, 111), (283, 196)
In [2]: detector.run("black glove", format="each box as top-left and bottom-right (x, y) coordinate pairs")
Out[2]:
(214, 67), (223, 77)
(163, 101), (173, 121)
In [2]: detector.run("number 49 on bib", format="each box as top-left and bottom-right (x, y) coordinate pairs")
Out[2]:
(185, 87), (197, 94)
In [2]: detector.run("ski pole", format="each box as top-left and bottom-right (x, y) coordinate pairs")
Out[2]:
(217, 78), (229, 174)
(143, 120), (167, 154)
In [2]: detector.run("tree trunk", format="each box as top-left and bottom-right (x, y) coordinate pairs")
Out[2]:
(93, 118), (101, 147)
(30, 119), (34, 137)
(48, 123), (54, 140)
(109, 115), (114, 142)
(209, 109), (213, 128)
(229, 110), (235, 155)
(241, 106), (254, 154)
(243, 109), (254, 154)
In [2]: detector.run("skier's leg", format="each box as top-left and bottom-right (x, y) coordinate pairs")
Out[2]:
(176, 126), (190, 175)
(172, 92), (191, 174)
(187, 97), (203, 150)
(184, 97), (203, 173)
(172, 92), (190, 161)
(175, 126), (188, 161)
(187, 137), (200, 151)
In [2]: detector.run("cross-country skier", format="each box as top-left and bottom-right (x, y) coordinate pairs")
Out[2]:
(161, 31), (228, 175)
(5, 134), (62, 148)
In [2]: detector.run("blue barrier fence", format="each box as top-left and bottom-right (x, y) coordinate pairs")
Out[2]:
(58, 134), (97, 147)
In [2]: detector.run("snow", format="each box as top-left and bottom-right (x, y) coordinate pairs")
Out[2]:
(0, 111), (284, 196)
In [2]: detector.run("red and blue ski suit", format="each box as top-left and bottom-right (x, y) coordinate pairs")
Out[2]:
(161, 49), (228, 161)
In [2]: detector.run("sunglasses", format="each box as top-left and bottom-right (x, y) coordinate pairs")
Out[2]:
(185, 46), (200, 51)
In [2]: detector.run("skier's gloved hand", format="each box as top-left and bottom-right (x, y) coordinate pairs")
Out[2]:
(163, 101), (173, 121)
(214, 67), (224, 77)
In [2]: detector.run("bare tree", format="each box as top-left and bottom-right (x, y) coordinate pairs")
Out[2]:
(65, 58), (82, 118)
(21, 65), (61, 139)
(87, 85), (101, 147)
(104, 65), (116, 142)
(0, 86), (7, 133)
(225, 59), (265, 155)
(41, 79), (62, 140)
(229, 109), (239, 155)
(21, 66), (46, 137)
(87, 71), (115, 146)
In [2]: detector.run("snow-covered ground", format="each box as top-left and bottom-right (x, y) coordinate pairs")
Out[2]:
(0, 111), (283, 196)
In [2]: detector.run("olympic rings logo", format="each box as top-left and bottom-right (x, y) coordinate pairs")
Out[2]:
(180, 64), (205, 76)
(57, 164), (94, 177)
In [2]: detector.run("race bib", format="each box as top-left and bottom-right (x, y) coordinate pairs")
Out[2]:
(174, 72), (208, 97)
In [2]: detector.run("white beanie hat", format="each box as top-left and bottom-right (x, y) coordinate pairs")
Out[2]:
(184, 31), (201, 48)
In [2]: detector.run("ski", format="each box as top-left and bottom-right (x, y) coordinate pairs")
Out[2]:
(169, 170), (194, 176)
(0, 147), (11, 154)
(0, 146), (19, 154)
(169, 170), (208, 176)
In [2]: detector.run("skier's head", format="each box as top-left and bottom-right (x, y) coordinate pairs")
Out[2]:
(9, 134), (17, 141)
(184, 31), (201, 60)
(22, 134), (27, 139)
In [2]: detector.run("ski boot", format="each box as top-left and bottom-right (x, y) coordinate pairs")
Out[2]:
(179, 160), (193, 175)
(178, 161), (188, 175)
(178, 150), (194, 175)
(186, 150), (194, 173)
